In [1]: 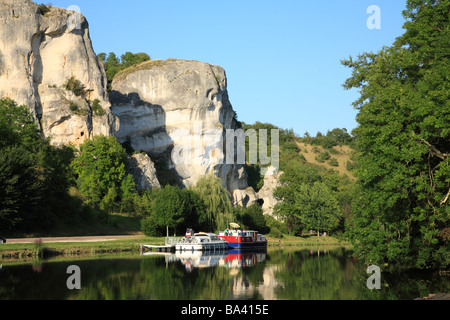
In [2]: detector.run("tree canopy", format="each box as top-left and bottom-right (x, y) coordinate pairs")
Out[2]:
(342, 0), (449, 269)
(71, 135), (135, 211)
(98, 52), (151, 90)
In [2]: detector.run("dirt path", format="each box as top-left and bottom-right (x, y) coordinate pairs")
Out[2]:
(4, 234), (144, 244)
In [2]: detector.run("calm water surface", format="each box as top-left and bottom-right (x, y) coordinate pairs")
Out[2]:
(0, 247), (448, 300)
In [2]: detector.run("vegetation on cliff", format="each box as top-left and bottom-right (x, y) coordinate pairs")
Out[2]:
(97, 52), (151, 90)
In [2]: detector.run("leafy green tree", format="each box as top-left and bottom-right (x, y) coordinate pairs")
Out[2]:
(192, 173), (233, 231)
(120, 52), (151, 69)
(0, 98), (76, 233)
(0, 147), (42, 231)
(295, 182), (341, 236)
(71, 135), (135, 210)
(342, 0), (449, 269)
(0, 98), (41, 149)
(151, 185), (186, 237)
(98, 52), (151, 90)
(234, 204), (270, 234)
(274, 162), (322, 234)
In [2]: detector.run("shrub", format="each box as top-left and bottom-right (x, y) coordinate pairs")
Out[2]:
(38, 4), (52, 15)
(69, 102), (87, 116)
(346, 160), (355, 171)
(329, 158), (339, 167)
(64, 76), (86, 97)
(315, 151), (331, 163)
(141, 215), (163, 237)
(91, 99), (105, 116)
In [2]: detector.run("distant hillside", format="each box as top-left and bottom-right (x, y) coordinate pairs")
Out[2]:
(295, 140), (356, 180)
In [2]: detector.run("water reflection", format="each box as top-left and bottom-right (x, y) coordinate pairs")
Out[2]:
(143, 249), (267, 272)
(0, 247), (448, 300)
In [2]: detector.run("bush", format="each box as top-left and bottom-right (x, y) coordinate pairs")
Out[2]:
(315, 151), (331, 163)
(329, 158), (339, 167)
(141, 215), (163, 237)
(91, 99), (105, 116)
(241, 204), (270, 234)
(346, 160), (355, 171)
(38, 4), (52, 15)
(64, 76), (86, 97)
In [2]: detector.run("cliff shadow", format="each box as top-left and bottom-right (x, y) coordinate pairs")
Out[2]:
(109, 90), (182, 187)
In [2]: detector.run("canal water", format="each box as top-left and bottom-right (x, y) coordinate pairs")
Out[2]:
(0, 247), (448, 300)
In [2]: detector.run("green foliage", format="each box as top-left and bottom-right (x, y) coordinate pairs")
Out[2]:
(0, 98), (77, 234)
(71, 135), (136, 211)
(315, 151), (331, 163)
(245, 164), (265, 192)
(0, 146), (43, 231)
(302, 128), (354, 149)
(141, 185), (208, 237)
(64, 76), (86, 97)
(241, 121), (300, 190)
(38, 3), (52, 15)
(98, 52), (151, 91)
(328, 158), (339, 167)
(342, 0), (450, 269)
(233, 204), (270, 234)
(192, 173), (233, 231)
(295, 182), (341, 235)
(91, 99), (105, 116)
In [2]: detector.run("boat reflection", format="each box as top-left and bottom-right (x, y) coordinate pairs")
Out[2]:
(144, 249), (267, 272)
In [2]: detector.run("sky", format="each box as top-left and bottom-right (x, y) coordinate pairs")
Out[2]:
(49, 0), (407, 136)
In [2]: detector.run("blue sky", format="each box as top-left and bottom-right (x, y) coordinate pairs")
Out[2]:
(49, 0), (407, 136)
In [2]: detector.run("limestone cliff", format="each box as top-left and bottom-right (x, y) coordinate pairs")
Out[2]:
(0, 1), (259, 205)
(257, 168), (283, 216)
(0, 0), (116, 145)
(110, 59), (250, 193)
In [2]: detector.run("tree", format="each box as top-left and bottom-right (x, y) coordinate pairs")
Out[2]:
(98, 52), (151, 90)
(274, 162), (322, 234)
(71, 135), (135, 210)
(0, 98), (76, 233)
(342, 0), (449, 269)
(295, 182), (341, 236)
(0, 98), (41, 149)
(192, 173), (233, 231)
(151, 185), (186, 237)
(0, 147), (42, 231)
(236, 204), (270, 234)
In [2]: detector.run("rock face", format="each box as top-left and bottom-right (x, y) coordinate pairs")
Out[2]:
(0, 0), (116, 146)
(127, 153), (161, 191)
(257, 167), (283, 216)
(0, 1), (257, 204)
(111, 59), (249, 193)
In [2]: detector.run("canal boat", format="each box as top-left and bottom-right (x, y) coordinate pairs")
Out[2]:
(218, 223), (268, 249)
(175, 232), (229, 251)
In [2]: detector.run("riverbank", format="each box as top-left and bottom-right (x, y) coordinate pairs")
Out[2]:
(0, 234), (350, 261)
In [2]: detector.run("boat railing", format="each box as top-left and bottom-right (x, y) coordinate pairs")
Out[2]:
(165, 237), (184, 246)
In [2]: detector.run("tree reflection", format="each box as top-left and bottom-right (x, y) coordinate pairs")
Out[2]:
(0, 248), (448, 300)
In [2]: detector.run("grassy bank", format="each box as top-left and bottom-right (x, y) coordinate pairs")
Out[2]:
(0, 234), (350, 262)
(267, 234), (350, 247)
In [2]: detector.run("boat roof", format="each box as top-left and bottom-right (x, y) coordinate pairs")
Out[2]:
(194, 232), (217, 237)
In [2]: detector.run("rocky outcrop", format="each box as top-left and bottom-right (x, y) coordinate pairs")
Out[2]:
(257, 167), (283, 216)
(0, 1), (259, 204)
(127, 153), (161, 191)
(111, 59), (249, 193)
(0, 0), (116, 146)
